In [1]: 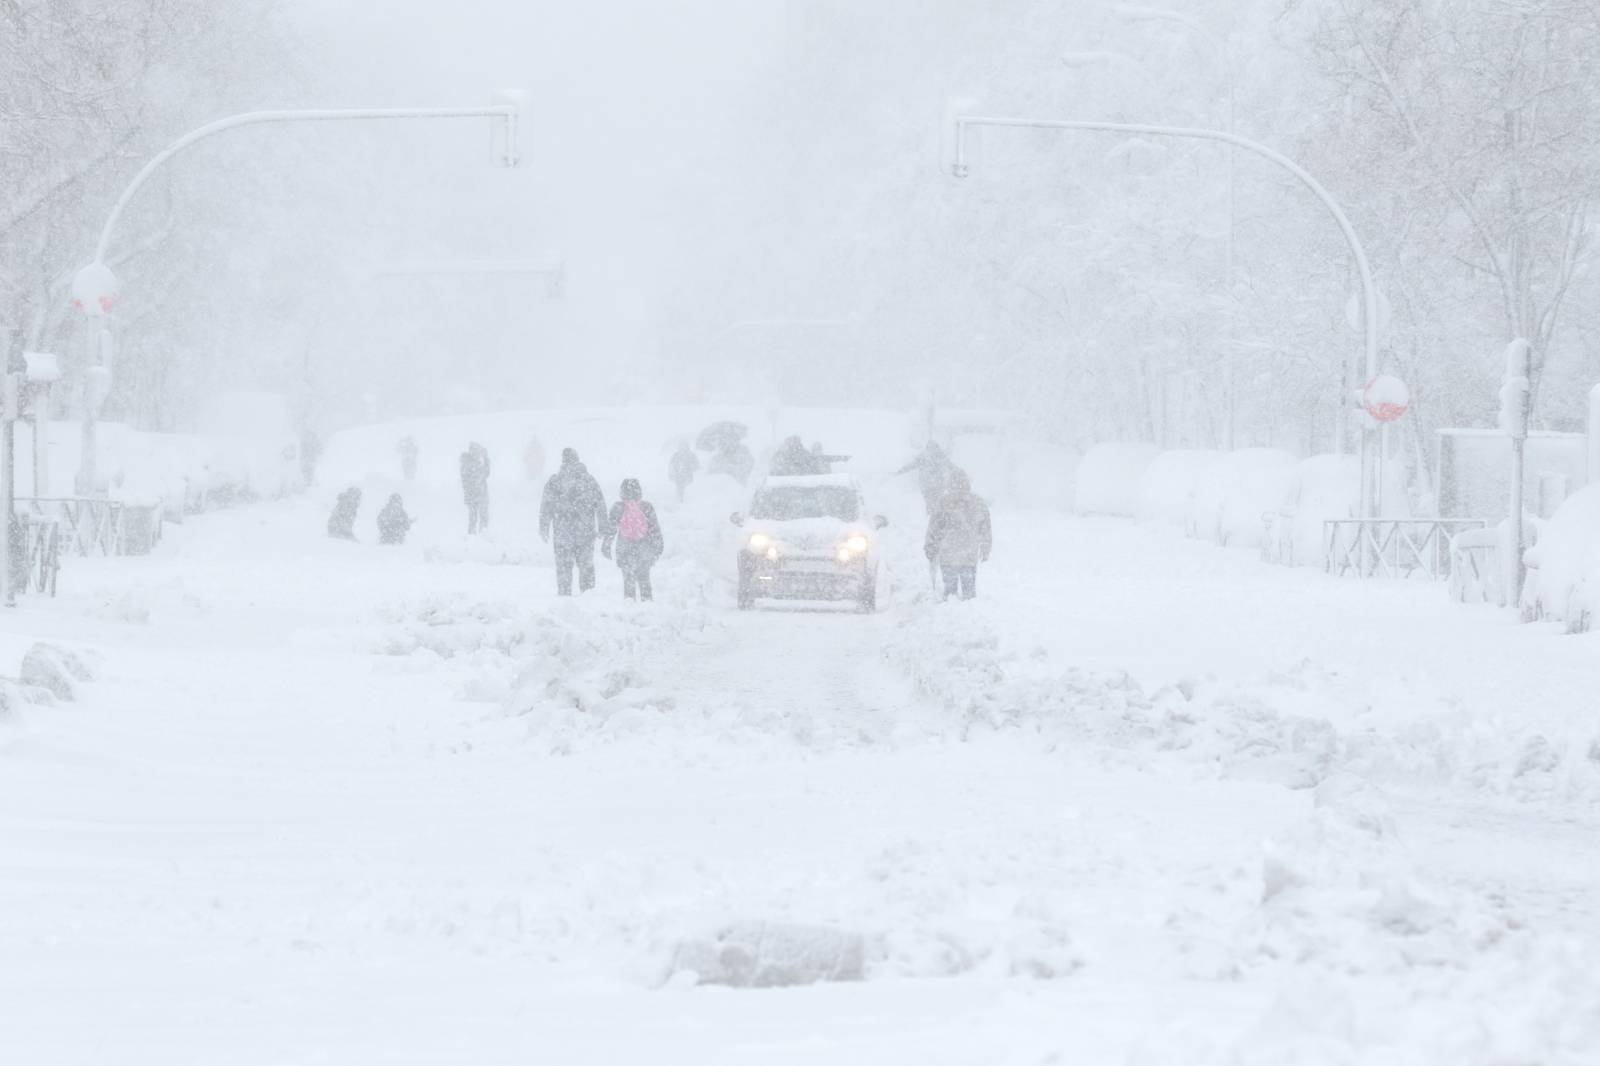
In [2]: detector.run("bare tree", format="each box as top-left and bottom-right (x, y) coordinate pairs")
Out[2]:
(1310, 0), (1600, 420)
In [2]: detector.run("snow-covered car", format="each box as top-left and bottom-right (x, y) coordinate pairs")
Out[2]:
(1524, 483), (1600, 632)
(730, 474), (888, 611)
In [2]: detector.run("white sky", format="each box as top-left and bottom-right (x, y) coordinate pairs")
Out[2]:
(282, 0), (791, 406)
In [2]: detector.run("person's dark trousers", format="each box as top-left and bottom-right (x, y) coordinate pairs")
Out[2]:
(555, 538), (597, 595)
(622, 564), (653, 601)
(941, 565), (976, 600)
(467, 496), (489, 534)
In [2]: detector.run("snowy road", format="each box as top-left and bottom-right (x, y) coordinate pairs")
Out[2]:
(2, 494), (1598, 1064)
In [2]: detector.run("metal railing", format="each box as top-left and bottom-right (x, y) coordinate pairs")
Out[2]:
(1448, 526), (1504, 605)
(12, 497), (163, 557)
(1324, 518), (1487, 580)
(19, 514), (62, 596)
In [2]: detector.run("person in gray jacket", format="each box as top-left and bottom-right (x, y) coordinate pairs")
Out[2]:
(539, 448), (608, 595)
(924, 469), (991, 601)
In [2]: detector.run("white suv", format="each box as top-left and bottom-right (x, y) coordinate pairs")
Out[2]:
(730, 474), (888, 611)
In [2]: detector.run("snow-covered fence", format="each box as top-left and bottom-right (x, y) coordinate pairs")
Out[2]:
(15, 515), (63, 596)
(1448, 515), (1551, 609)
(14, 498), (162, 558)
(1325, 518), (1485, 580)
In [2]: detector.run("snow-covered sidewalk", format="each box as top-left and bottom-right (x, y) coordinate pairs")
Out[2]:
(1, 494), (1596, 1064)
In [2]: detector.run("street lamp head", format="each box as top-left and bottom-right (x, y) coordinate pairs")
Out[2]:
(71, 262), (121, 318)
(942, 97), (982, 179)
(491, 89), (529, 168)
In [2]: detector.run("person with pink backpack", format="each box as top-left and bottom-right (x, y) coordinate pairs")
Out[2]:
(601, 478), (664, 601)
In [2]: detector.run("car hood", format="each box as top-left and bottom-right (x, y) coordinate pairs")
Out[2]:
(745, 516), (867, 550)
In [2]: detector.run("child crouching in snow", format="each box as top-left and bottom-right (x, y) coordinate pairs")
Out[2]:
(601, 478), (663, 601)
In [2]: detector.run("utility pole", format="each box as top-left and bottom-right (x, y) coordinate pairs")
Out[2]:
(1500, 339), (1532, 607)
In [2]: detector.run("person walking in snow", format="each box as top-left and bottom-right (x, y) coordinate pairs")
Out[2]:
(397, 436), (418, 482)
(668, 442), (699, 502)
(327, 487), (361, 540)
(459, 442), (491, 534)
(896, 440), (954, 516)
(539, 448), (609, 595)
(924, 469), (991, 601)
(602, 478), (664, 601)
(376, 493), (414, 545)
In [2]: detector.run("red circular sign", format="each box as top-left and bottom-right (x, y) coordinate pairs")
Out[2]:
(1363, 375), (1410, 422)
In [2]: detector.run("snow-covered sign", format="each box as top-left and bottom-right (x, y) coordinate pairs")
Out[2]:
(70, 262), (121, 317)
(1498, 339), (1532, 439)
(22, 352), (62, 384)
(1362, 374), (1409, 423)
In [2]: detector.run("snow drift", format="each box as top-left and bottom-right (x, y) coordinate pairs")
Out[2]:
(1524, 484), (1600, 632)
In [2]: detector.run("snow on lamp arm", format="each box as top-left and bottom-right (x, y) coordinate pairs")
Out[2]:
(948, 110), (1384, 517)
(67, 97), (528, 496)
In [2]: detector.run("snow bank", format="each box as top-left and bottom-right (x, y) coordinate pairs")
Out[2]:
(1074, 443), (1158, 516)
(1266, 454), (1361, 568)
(883, 602), (1600, 805)
(1191, 449), (1297, 548)
(1137, 450), (1224, 529)
(668, 922), (866, 988)
(1135, 447), (1305, 552)
(1002, 441), (1078, 510)
(193, 391), (301, 500)
(16, 413), (300, 514)
(1524, 484), (1600, 632)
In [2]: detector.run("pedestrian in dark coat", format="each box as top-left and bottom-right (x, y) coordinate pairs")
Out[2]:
(668, 443), (699, 502)
(770, 435), (828, 476)
(539, 448), (609, 595)
(460, 442), (491, 534)
(327, 487), (361, 540)
(924, 469), (991, 601)
(376, 493), (413, 545)
(896, 441), (954, 516)
(602, 478), (664, 601)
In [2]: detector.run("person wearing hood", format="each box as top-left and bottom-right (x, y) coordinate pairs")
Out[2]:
(539, 448), (609, 595)
(601, 478), (664, 601)
(770, 435), (827, 476)
(924, 469), (991, 601)
(376, 493), (414, 545)
(327, 487), (361, 540)
(459, 442), (491, 534)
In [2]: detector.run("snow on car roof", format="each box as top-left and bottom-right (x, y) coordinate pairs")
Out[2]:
(757, 474), (858, 490)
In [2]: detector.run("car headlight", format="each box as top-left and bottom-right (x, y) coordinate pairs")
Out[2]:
(845, 534), (869, 554)
(746, 533), (771, 552)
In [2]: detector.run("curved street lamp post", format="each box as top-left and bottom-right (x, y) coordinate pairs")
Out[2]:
(69, 96), (527, 496)
(948, 111), (1382, 518)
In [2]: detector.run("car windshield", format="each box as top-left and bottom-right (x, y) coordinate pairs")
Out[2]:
(750, 485), (860, 522)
